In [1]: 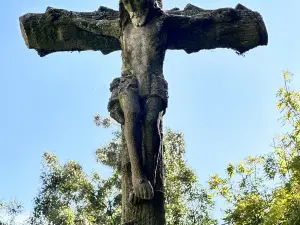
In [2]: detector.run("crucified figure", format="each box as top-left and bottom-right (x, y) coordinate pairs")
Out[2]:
(46, 0), (168, 201)
(107, 0), (168, 201)
(108, 0), (168, 201)
(20, 1), (267, 223)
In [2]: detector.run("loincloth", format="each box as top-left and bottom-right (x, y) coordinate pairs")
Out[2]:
(107, 75), (168, 124)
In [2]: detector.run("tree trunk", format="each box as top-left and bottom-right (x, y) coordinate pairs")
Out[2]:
(121, 120), (165, 225)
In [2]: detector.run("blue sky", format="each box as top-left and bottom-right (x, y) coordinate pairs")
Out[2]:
(1, 0), (299, 220)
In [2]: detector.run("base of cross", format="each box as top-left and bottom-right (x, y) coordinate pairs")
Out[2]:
(121, 126), (165, 225)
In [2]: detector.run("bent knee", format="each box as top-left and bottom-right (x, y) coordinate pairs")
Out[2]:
(119, 91), (140, 115)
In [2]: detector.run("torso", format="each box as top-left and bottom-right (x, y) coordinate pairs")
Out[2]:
(121, 13), (167, 98)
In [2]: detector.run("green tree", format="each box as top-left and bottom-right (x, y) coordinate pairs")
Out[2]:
(0, 200), (23, 225)
(30, 118), (216, 225)
(209, 71), (300, 225)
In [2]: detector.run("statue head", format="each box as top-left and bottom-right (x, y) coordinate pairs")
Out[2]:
(119, 0), (162, 28)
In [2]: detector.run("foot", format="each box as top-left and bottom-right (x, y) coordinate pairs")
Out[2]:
(132, 178), (154, 200)
(128, 192), (143, 205)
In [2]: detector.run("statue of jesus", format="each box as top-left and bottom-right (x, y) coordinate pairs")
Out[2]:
(23, 0), (268, 209)
(48, 0), (169, 201)
(107, 0), (168, 201)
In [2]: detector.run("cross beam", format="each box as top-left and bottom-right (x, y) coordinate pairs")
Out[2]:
(19, 4), (267, 57)
(19, 6), (121, 56)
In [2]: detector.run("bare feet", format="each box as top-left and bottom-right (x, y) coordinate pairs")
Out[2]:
(129, 179), (154, 205)
(128, 192), (143, 205)
(132, 177), (154, 200)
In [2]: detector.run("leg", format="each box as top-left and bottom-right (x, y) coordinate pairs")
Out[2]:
(119, 91), (154, 200)
(143, 97), (165, 186)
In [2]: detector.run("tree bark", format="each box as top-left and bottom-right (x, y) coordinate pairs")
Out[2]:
(19, 4), (268, 56)
(19, 7), (121, 57)
(165, 3), (268, 54)
(121, 120), (165, 225)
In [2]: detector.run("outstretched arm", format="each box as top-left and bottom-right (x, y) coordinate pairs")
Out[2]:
(19, 6), (122, 57)
(165, 4), (268, 54)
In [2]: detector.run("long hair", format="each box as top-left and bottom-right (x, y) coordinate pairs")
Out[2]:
(119, 0), (163, 30)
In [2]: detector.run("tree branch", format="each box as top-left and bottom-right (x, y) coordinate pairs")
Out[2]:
(165, 3), (268, 54)
(19, 6), (121, 57)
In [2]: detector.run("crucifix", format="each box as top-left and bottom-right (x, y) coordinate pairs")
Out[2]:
(19, 1), (267, 224)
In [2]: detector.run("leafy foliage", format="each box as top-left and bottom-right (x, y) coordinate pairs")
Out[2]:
(29, 117), (216, 224)
(163, 129), (216, 225)
(6, 71), (300, 225)
(209, 71), (300, 225)
(30, 153), (121, 225)
(0, 200), (23, 225)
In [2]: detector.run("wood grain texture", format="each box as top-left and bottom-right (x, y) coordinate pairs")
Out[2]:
(19, 6), (121, 57)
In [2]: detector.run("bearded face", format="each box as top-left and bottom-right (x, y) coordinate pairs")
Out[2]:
(121, 0), (153, 27)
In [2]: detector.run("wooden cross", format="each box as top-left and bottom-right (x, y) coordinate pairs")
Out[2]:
(19, 1), (267, 224)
